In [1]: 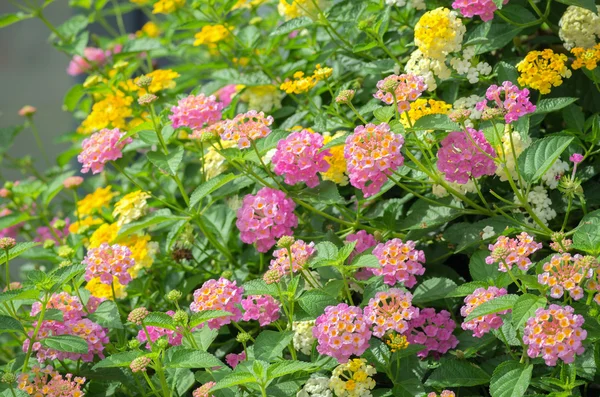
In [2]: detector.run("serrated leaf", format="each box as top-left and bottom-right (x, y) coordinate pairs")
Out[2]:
(465, 294), (518, 322)
(241, 279), (278, 296)
(0, 314), (24, 334)
(446, 281), (489, 298)
(534, 98), (579, 115)
(572, 210), (600, 255)
(0, 242), (40, 263)
(189, 173), (239, 209)
(143, 312), (176, 331)
(412, 277), (457, 304)
(555, 0), (597, 13)
(270, 17), (312, 36)
(426, 359), (490, 387)
(92, 351), (142, 369)
(298, 290), (338, 318)
(0, 13), (32, 28)
(147, 147), (184, 176)
(211, 371), (257, 391)
(412, 114), (460, 131)
(121, 38), (162, 53)
(164, 348), (223, 369)
(0, 288), (38, 304)
(517, 136), (574, 183)
(88, 300), (123, 329)
(63, 84), (85, 112)
(188, 310), (232, 329)
(254, 330), (294, 361)
(511, 294), (546, 330)
(374, 106), (395, 123)
(349, 254), (380, 269)
(490, 361), (533, 397)
(267, 360), (315, 380)
(41, 335), (88, 353)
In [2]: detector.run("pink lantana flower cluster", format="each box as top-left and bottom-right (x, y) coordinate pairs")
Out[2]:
(78, 128), (132, 174)
(225, 351), (246, 368)
(169, 94), (223, 133)
(406, 308), (459, 359)
(346, 230), (377, 263)
(523, 304), (586, 366)
(18, 366), (85, 397)
(30, 292), (85, 322)
(452, 0), (509, 22)
(428, 391), (456, 397)
(83, 243), (135, 285)
(437, 128), (496, 184)
(236, 187), (297, 252)
(461, 287), (509, 337)
(241, 295), (281, 326)
(267, 239), (315, 281)
(272, 130), (331, 187)
(313, 303), (372, 363)
(67, 47), (109, 76)
(476, 81), (536, 123)
(193, 382), (216, 397)
(136, 311), (183, 349)
(344, 123), (405, 198)
(190, 277), (243, 329)
(221, 110), (273, 149)
(485, 232), (542, 272)
(374, 74), (427, 111)
(372, 238), (426, 287)
(538, 253), (593, 300)
(364, 289), (419, 337)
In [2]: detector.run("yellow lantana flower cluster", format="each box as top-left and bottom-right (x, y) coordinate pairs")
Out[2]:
(571, 44), (600, 71)
(329, 358), (377, 397)
(278, 0), (324, 20)
(152, 0), (185, 14)
(112, 190), (150, 226)
(414, 7), (465, 61)
(400, 98), (452, 128)
(86, 276), (126, 299)
(135, 69), (180, 94)
(136, 21), (161, 38)
(280, 65), (333, 94)
(232, 0), (267, 10)
(194, 24), (231, 47)
(385, 332), (410, 352)
(320, 132), (348, 186)
(77, 93), (133, 134)
(239, 85), (282, 112)
(75, 186), (117, 218)
(517, 49), (572, 94)
(204, 139), (237, 180)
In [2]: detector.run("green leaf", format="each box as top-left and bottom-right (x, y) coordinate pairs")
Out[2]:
(238, 25), (260, 48)
(374, 106), (395, 123)
(555, 0), (597, 12)
(41, 335), (88, 353)
(63, 84), (85, 112)
(188, 173), (239, 209)
(118, 209), (187, 237)
(92, 351), (142, 369)
(412, 114), (460, 131)
(392, 380), (425, 397)
(164, 348), (223, 369)
(412, 277), (457, 304)
(188, 310), (233, 328)
(0, 314), (24, 334)
(121, 38), (162, 53)
(211, 371), (257, 391)
(310, 242), (338, 268)
(297, 182), (345, 205)
(270, 16), (313, 36)
(43, 309), (64, 322)
(267, 360), (315, 380)
(320, 133), (348, 151)
(401, 197), (463, 230)
(572, 210), (600, 255)
(241, 279), (278, 296)
(337, 241), (357, 262)
(349, 254), (380, 269)
(254, 330), (294, 361)
(517, 136), (574, 183)
(496, 62), (518, 85)
(147, 147), (184, 176)
(143, 312), (176, 331)
(88, 300), (123, 329)
(0, 13), (32, 28)
(465, 294), (519, 322)
(425, 359), (490, 387)
(298, 290), (338, 318)
(0, 125), (24, 154)
(57, 14), (89, 38)
(534, 98), (579, 115)
(0, 242), (39, 263)
(475, 23), (523, 55)
(446, 281), (489, 298)
(511, 294), (546, 330)
(0, 288), (38, 304)
(490, 361), (533, 397)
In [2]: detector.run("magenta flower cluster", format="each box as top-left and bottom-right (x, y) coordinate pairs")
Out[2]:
(345, 230), (377, 263)
(344, 123), (405, 198)
(372, 238), (425, 287)
(225, 351), (246, 368)
(437, 128), (497, 184)
(189, 277), (243, 329)
(272, 130), (331, 187)
(221, 110), (274, 149)
(406, 308), (459, 359)
(136, 311), (183, 349)
(78, 128), (132, 174)
(374, 74), (427, 111)
(485, 232), (542, 272)
(169, 94), (223, 132)
(241, 295), (281, 326)
(313, 303), (372, 363)
(523, 305), (587, 366)
(364, 289), (419, 337)
(476, 81), (536, 123)
(67, 47), (109, 76)
(83, 243), (135, 285)
(452, 0), (509, 22)
(461, 287), (509, 337)
(267, 239), (315, 281)
(236, 187), (298, 252)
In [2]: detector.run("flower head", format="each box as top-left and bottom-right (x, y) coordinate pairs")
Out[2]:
(272, 130), (330, 187)
(329, 358), (377, 397)
(571, 44), (600, 70)
(241, 295), (280, 325)
(193, 382), (216, 397)
(476, 82), (536, 124)
(67, 47), (108, 76)
(461, 287), (509, 337)
(152, 0), (185, 14)
(63, 176), (84, 189)
(194, 24), (230, 47)
(374, 74), (427, 111)
(267, 239), (315, 281)
(0, 237), (16, 250)
(83, 243), (135, 285)
(437, 128), (496, 184)
(136, 310), (183, 348)
(406, 308), (459, 358)
(128, 307), (149, 325)
(523, 304), (586, 366)
(77, 93), (133, 135)
(320, 132), (348, 186)
(190, 278), (243, 329)
(485, 232), (542, 272)
(112, 191), (151, 226)
(169, 94), (223, 133)
(401, 98), (452, 128)
(18, 105), (37, 117)
(78, 128), (132, 174)
(364, 289), (419, 337)
(18, 366), (85, 397)
(517, 49), (572, 94)
(415, 8), (465, 60)
(570, 153), (585, 164)
(30, 292), (85, 322)
(313, 303), (372, 363)
(539, 253), (593, 300)
(428, 391), (456, 397)
(452, 0), (508, 22)
(558, 5), (600, 50)
(344, 123), (405, 198)
(236, 187), (297, 252)
(221, 110), (273, 149)
(293, 320), (316, 355)
(130, 356), (152, 373)
(225, 351), (246, 368)
(372, 238), (425, 287)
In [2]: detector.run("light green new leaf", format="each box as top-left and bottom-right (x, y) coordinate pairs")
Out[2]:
(267, 360), (316, 380)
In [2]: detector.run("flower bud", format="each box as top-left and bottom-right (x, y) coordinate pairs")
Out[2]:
(130, 356), (152, 373)
(449, 109), (472, 123)
(136, 75), (153, 88)
(1, 372), (16, 384)
(220, 270), (233, 280)
(43, 239), (55, 249)
(128, 307), (149, 325)
(59, 260), (72, 268)
(263, 269), (281, 285)
(236, 332), (251, 343)
(138, 94), (158, 106)
(83, 75), (102, 89)
(0, 237), (16, 251)
(128, 339), (141, 349)
(113, 60), (129, 71)
(173, 310), (188, 326)
(18, 105), (37, 117)
(166, 290), (182, 302)
(57, 246), (75, 258)
(276, 235), (295, 249)
(335, 89), (355, 104)
(156, 337), (169, 349)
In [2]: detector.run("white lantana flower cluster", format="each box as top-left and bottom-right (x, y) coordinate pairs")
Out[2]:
(450, 46), (493, 83)
(481, 225), (495, 239)
(558, 5), (600, 50)
(496, 129), (531, 182)
(293, 320), (316, 355)
(239, 85), (282, 113)
(296, 376), (333, 397)
(453, 95), (485, 127)
(542, 159), (569, 189)
(515, 186), (557, 226)
(405, 49), (451, 91)
(432, 179), (478, 198)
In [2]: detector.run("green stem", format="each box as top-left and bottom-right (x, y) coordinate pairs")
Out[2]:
(142, 371), (161, 397)
(36, 10), (67, 41)
(346, 102), (367, 124)
(4, 249), (10, 290)
(23, 293), (49, 371)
